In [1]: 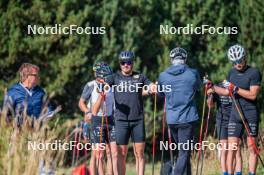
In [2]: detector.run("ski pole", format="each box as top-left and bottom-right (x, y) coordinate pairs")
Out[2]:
(160, 98), (166, 174)
(72, 124), (78, 166)
(198, 94), (212, 175)
(204, 94), (212, 140)
(82, 121), (88, 157)
(76, 125), (81, 164)
(152, 93), (157, 175)
(217, 110), (224, 161)
(168, 127), (174, 165)
(213, 124), (216, 139)
(195, 78), (208, 175)
(230, 92), (264, 167)
(103, 92), (114, 174)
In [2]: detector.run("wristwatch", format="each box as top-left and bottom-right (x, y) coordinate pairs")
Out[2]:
(85, 111), (92, 115)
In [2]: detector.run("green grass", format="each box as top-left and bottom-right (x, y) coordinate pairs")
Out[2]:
(1, 112), (264, 175)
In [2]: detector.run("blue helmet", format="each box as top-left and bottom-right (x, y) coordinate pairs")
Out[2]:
(119, 51), (134, 61)
(93, 61), (112, 79)
(170, 47), (187, 60)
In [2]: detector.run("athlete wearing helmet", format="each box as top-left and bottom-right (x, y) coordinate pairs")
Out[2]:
(93, 61), (113, 79)
(227, 44), (246, 64)
(119, 51), (135, 61)
(105, 51), (156, 175)
(207, 81), (242, 175)
(206, 44), (262, 175)
(158, 47), (202, 175)
(169, 47), (187, 64)
(79, 61), (118, 175)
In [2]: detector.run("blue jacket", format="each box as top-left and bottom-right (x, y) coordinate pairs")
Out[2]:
(5, 83), (46, 118)
(158, 64), (202, 124)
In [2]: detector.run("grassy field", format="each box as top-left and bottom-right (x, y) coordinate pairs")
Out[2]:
(57, 157), (264, 175)
(1, 112), (264, 175)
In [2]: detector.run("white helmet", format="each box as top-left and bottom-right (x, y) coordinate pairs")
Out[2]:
(227, 44), (246, 62)
(170, 47), (187, 60)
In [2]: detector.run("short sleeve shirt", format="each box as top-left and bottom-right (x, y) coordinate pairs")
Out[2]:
(81, 80), (114, 116)
(106, 71), (151, 120)
(227, 66), (262, 107)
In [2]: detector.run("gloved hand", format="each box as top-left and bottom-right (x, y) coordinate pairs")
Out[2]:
(203, 76), (214, 89)
(206, 80), (214, 89)
(223, 80), (238, 95)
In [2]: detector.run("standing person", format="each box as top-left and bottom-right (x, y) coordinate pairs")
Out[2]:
(4, 63), (51, 125)
(158, 47), (202, 175)
(105, 51), (156, 175)
(78, 61), (118, 175)
(207, 81), (242, 175)
(206, 44), (262, 175)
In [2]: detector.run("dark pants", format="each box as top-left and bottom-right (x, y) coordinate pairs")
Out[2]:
(168, 122), (195, 175)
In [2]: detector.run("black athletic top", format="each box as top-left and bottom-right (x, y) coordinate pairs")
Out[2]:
(106, 71), (151, 121)
(227, 66), (262, 107)
(213, 83), (232, 121)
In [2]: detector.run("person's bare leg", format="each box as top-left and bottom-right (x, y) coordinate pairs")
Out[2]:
(110, 142), (119, 175)
(106, 144), (113, 175)
(118, 145), (128, 175)
(227, 137), (239, 174)
(133, 143), (139, 173)
(248, 137), (258, 174)
(234, 139), (242, 173)
(133, 142), (145, 175)
(90, 151), (97, 175)
(95, 146), (105, 175)
(219, 139), (228, 173)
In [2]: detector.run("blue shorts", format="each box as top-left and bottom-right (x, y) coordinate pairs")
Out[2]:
(91, 116), (116, 144)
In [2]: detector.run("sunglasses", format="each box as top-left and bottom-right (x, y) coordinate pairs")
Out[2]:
(232, 59), (245, 65)
(120, 61), (133, 66)
(28, 73), (39, 77)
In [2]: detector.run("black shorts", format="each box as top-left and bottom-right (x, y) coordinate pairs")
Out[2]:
(92, 116), (116, 144)
(216, 118), (229, 140)
(228, 107), (259, 138)
(115, 119), (145, 145)
(216, 109), (230, 140)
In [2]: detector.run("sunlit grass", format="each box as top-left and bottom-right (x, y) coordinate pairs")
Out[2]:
(1, 109), (264, 174)
(0, 106), (79, 175)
